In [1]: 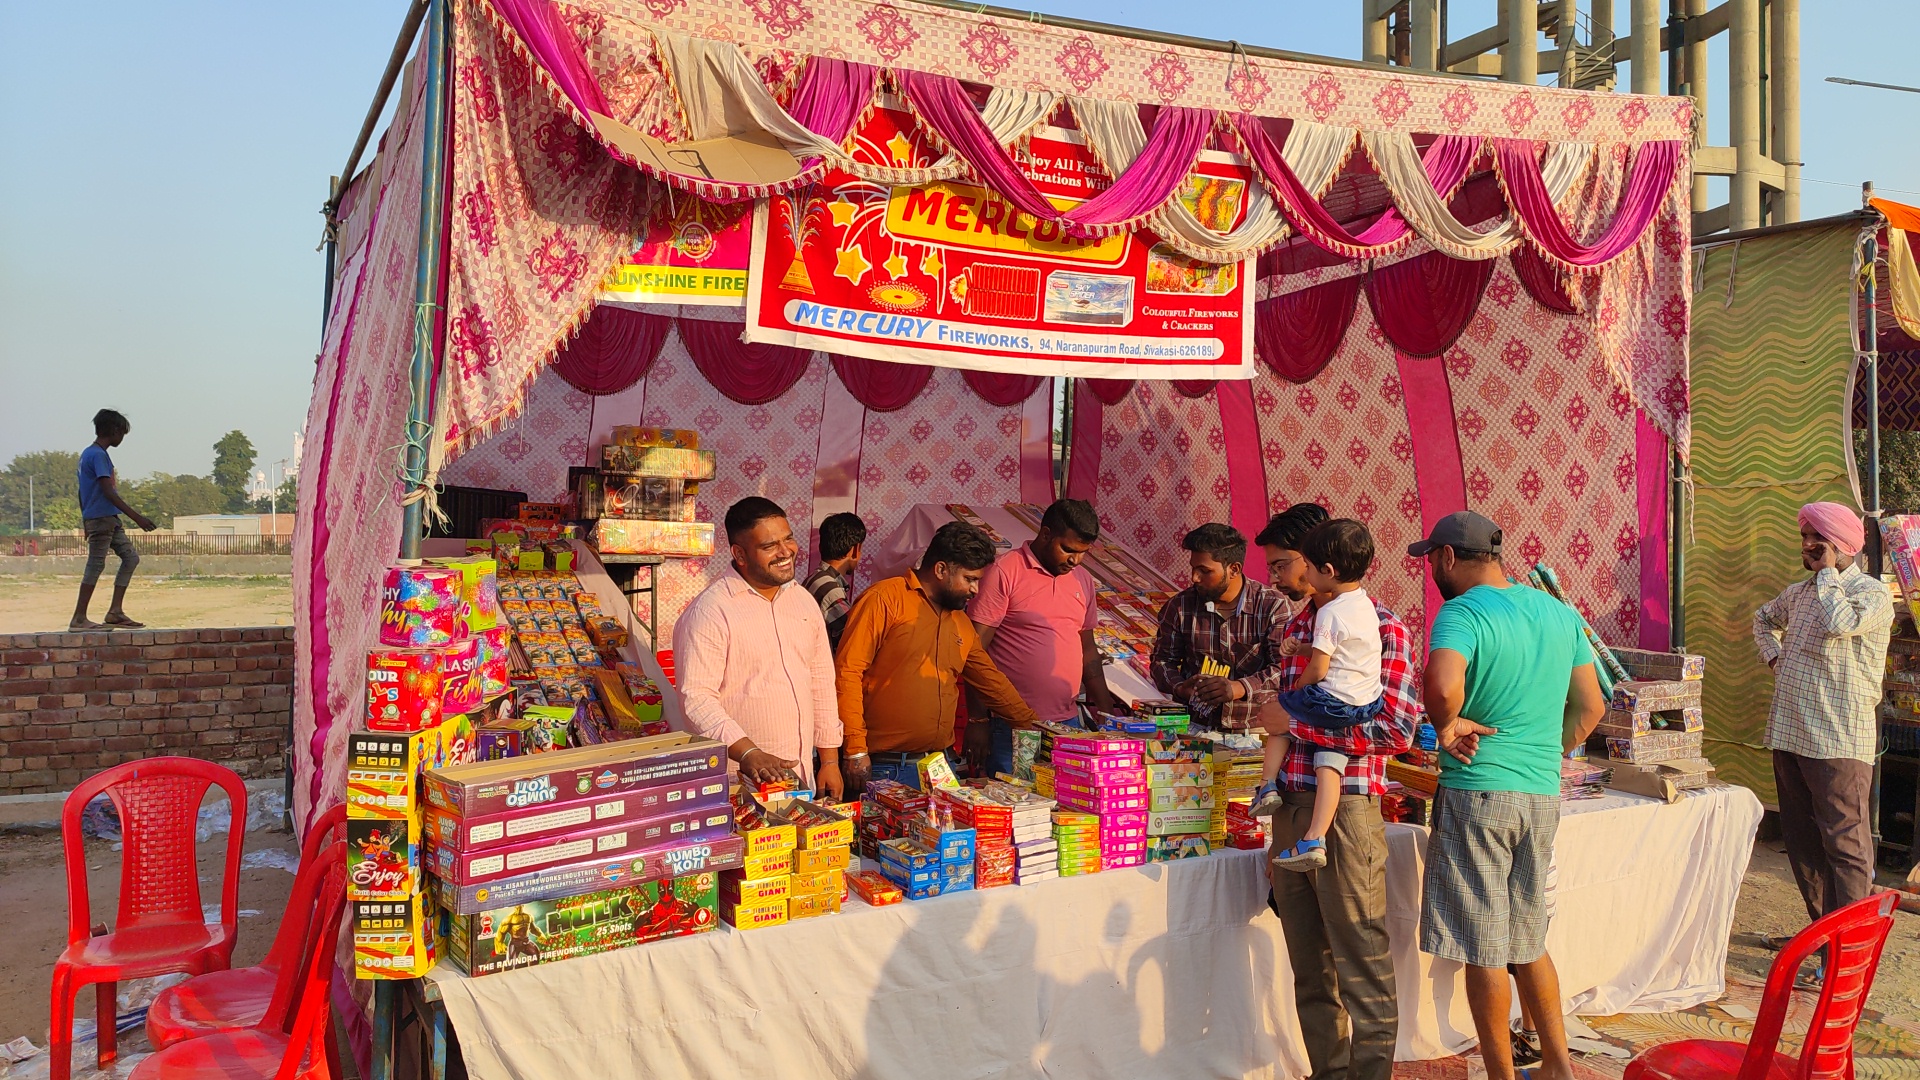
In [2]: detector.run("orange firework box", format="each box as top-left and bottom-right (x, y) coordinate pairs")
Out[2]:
(364, 648), (444, 733)
(846, 870), (903, 907)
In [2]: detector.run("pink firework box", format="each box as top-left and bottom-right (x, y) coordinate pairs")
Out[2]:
(1050, 733), (1145, 761)
(1055, 787), (1151, 815)
(473, 627), (511, 700)
(441, 833), (746, 916)
(422, 733), (729, 820)
(379, 565), (464, 647)
(1051, 753), (1147, 787)
(439, 638), (484, 716)
(422, 774), (729, 853)
(1101, 851), (1147, 871)
(1054, 776), (1149, 800)
(425, 801), (736, 886)
(1881, 517), (1920, 623)
(364, 647), (445, 733)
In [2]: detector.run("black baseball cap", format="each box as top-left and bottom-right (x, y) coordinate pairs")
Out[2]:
(1406, 511), (1503, 558)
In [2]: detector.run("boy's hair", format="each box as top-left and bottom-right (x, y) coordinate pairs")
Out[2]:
(1039, 499), (1100, 542)
(817, 512), (868, 561)
(1181, 522), (1247, 567)
(724, 497), (787, 544)
(1301, 519), (1375, 583)
(921, 522), (997, 572)
(93, 409), (130, 438)
(1254, 503), (1330, 552)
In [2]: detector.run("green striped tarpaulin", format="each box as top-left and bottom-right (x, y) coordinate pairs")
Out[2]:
(1686, 223), (1862, 806)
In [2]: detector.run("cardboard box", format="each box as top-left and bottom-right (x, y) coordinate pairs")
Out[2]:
(721, 894), (790, 930)
(719, 871), (791, 906)
(1147, 808), (1213, 836)
(738, 820), (798, 859)
(1596, 730), (1705, 764)
(1597, 706), (1704, 737)
(593, 519), (715, 557)
(1610, 647), (1705, 682)
(442, 875), (720, 977)
(789, 868), (845, 899)
(741, 848), (795, 879)
(345, 717), (472, 819)
(422, 776), (727, 853)
(599, 445), (717, 480)
(1611, 680), (1703, 712)
(443, 834), (745, 915)
(1145, 834), (1213, 861)
(1146, 762), (1213, 787)
(1602, 758), (1716, 803)
(353, 895), (436, 980)
(426, 803), (733, 886)
(1140, 736), (1211, 765)
(1147, 784), (1214, 812)
(791, 845), (850, 874)
(774, 801), (856, 850)
(423, 734), (727, 819)
(364, 648), (445, 733)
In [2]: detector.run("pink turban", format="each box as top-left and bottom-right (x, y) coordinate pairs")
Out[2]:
(1798, 502), (1866, 557)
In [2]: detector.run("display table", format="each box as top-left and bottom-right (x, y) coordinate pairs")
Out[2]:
(427, 784), (1761, 1079)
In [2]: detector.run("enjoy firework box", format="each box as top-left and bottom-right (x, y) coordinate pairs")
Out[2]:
(441, 833), (745, 915)
(423, 734), (727, 819)
(426, 802), (735, 887)
(365, 648), (445, 733)
(353, 895), (436, 980)
(423, 773), (727, 853)
(443, 874), (719, 978)
(440, 637), (484, 716)
(347, 816), (421, 900)
(379, 566), (463, 647)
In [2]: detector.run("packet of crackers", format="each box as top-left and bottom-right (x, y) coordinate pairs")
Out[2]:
(847, 870), (904, 907)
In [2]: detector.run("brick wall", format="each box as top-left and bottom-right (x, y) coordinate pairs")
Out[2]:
(0, 628), (294, 794)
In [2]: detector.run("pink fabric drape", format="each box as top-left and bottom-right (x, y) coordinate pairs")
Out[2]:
(678, 318), (813, 405)
(896, 70), (1214, 238)
(1635, 410), (1671, 650)
(1255, 274), (1363, 383)
(1217, 381), (1269, 582)
(1509, 245), (1582, 314)
(487, 0), (610, 118)
(1066, 379), (1106, 501)
(1396, 352), (1467, 644)
(963, 370), (1046, 406)
(1172, 380), (1218, 399)
(551, 306), (671, 395)
(1364, 252), (1495, 359)
(786, 57), (884, 159)
(832, 354), (933, 411)
(1236, 116), (1480, 259)
(1085, 379), (1135, 406)
(1494, 138), (1684, 268)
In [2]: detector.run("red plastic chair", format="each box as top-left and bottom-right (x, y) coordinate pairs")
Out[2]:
(1624, 891), (1900, 1080)
(146, 803), (349, 1049)
(51, 758), (249, 1080)
(131, 842), (349, 1080)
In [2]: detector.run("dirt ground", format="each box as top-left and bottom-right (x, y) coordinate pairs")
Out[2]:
(0, 576), (292, 634)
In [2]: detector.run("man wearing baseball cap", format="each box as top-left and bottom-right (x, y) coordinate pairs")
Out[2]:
(1752, 502), (1891, 930)
(1409, 511), (1607, 1080)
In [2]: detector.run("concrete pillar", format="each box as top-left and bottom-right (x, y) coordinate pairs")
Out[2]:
(1364, 2), (1390, 65)
(1410, 0), (1439, 69)
(1591, 0), (1614, 37)
(1729, 0), (1761, 230)
(1504, 0), (1540, 83)
(1685, 0), (1710, 213)
(1771, 0), (1801, 221)
(1630, 0), (1660, 94)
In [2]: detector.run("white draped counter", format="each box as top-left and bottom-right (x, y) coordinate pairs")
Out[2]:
(428, 783), (1762, 1080)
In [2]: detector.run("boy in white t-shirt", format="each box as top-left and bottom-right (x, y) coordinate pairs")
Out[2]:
(1250, 519), (1385, 870)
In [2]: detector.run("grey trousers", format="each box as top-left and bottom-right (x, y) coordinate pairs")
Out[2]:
(1772, 750), (1876, 922)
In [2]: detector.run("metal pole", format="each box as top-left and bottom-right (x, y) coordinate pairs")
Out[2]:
(1684, 0), (1709, 214)
(1058, 377), (1074, 500)
(326, 0), (431, 225)
(322, 175), (340, 333)
(398, 0), (452, 560)
(1671, 447), (1685, 649)
(1865, 183), (1882, 541)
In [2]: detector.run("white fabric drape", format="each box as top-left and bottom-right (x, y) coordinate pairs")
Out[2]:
(1363, 131), (1592, 261)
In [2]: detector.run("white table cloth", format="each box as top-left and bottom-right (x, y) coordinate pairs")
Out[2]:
(429, 784), (1761, 1079)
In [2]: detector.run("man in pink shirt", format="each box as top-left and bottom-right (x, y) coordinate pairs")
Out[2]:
(968, 499), (1119, 774)
(673, 497), (845, 799)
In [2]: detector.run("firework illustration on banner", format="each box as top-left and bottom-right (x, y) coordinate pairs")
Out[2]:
(744, 100), (1256, 379)
(598, 197), (754, 306)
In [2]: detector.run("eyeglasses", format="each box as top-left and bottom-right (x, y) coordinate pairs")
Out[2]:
(1267, 555), (1301, 571)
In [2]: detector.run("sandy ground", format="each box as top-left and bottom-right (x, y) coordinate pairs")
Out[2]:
(0, 576), (292, 634)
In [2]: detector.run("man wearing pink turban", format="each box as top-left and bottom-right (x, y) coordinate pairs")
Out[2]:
(1752, 501), (1892, 928)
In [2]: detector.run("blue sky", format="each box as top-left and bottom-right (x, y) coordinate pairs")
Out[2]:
(2, 1), (1914, 478)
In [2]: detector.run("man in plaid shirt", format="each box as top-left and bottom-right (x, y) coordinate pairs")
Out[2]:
(1149, 523), (1301, 727)
(1252, 503), (1419, 1080)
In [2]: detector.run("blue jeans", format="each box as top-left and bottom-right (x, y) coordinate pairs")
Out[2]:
(867, 755), (947, 791)
(987, 718), (1016, 777)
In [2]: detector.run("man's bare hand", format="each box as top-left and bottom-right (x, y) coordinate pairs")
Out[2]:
(815, 761), (844, 801)
(1435, 717), (1497, 764)
(843, 756), (871, 793)
(1279, 638), (1305, 657)
(1194, 675), (1243, 707)
(134, 514), (157, 533)
(737, 747), (798, 787)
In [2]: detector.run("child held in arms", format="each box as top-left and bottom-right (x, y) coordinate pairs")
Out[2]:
(71, 409), (158, 632)
(1250, 519), (1385, 870)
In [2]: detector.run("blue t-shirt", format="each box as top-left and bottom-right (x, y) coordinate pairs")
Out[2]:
(78, 444), (119, 520)
(1428, 583), (1594, 797)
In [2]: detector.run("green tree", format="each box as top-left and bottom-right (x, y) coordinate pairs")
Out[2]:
(211, 430), (257, 513)
(1856, 428), (1920, 515)
(122, 473), (225, 528)
(0, 451), (81, 533)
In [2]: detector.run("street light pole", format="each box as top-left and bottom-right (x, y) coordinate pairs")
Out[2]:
(1825, 76), (1920, 94)
(28, 475), (33, 533)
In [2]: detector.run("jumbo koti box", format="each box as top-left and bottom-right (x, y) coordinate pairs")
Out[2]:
(426, 803), (734, 886)
(442, 874), (720, 977)
(423, 733), (727, 819)
(422, 775), (728, 852)
(442, 834), (745, 915)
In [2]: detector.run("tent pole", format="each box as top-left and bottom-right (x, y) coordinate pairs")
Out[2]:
(1863, 182), (1883, 572)
(399, 0), (452, 560)
(1670, 447), (1685, 650)
(324, 0), (431, 227)
(1058, 377), (1074, 500)
(322, 175), (340, 333)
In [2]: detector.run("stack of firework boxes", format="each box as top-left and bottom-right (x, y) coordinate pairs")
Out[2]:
(876, 802), (976, 900)
(1590, 648), (1711, 801)
(1051, 733), (1149, 873)
(349, 557), (507, 979)
(1211, 745), (1266, 848)
(418, 733), (743, 977)
(1143, 737), (1214, 862)
(936, 783), (1055, 888)
(721, 791), (856, 930)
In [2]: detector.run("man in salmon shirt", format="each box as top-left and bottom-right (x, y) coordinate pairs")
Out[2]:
(967, 499), (1120, 775)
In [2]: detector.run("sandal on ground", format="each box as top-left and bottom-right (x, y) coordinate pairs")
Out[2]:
(69, 620), (106, 632)
(1511, 1029), (1543, 1068)
(1271, 836), (1328, 871)
(103, 614), (146, 629)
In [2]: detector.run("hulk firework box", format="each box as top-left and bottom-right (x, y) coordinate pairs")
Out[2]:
(442, 875), (719, 978)
(423, 773), (728, 852)
(364, 648), (444, 733)
(423, 734), (727, 819)
(426, 802), (735, 886)
(379, 565), (464, 647)
(441, 833), (746, 916)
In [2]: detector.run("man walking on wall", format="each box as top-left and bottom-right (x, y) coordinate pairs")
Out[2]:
(72, 409), (157, 632)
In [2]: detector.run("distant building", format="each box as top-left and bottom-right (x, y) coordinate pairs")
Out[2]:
(173, 513), (296, 540)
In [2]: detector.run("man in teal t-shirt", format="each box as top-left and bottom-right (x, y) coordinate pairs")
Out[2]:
(1408, 512), (1605, 1080)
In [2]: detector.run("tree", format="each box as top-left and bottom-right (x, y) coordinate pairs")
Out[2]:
(0, 451), (81, 533)
(211, 430), (257, 513)
(122, 473), (225, 528)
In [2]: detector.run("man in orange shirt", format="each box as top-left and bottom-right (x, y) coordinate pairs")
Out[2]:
(836, 522), (1039, 790)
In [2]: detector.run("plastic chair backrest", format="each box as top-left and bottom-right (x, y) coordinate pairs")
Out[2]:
(256, 814), (348, 1029)
(1742, 891), (1899, 1080)
(60, 758), (249, 945)
(275, 845), (347, 1080)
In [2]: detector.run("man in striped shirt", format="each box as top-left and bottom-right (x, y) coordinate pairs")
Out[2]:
(804, 512), (866, 653)
(1752, 502), (1892, 923)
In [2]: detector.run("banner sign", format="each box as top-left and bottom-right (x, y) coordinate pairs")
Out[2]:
(598, 198), (752, 307)
(744, 105), (1255, 379)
